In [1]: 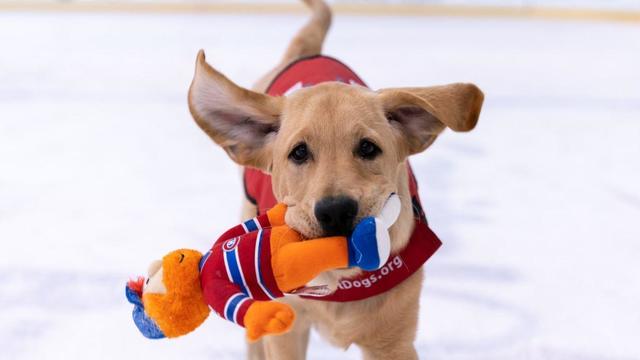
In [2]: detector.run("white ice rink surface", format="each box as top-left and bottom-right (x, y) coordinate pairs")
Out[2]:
(1, 10), (639, 360)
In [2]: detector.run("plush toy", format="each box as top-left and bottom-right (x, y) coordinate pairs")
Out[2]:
(126, 194), (400, 341)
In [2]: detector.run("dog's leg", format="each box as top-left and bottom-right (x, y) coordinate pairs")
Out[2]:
(247, 340), (266, 360)
(355, 270), (423, 360)
(360, 343), (418, 360)
(252, 0), (332, 92)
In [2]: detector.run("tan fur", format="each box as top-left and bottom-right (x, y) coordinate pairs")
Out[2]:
(188, 0), (484, 358)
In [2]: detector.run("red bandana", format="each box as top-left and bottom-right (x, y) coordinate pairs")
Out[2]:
(243, 55), (442, 302)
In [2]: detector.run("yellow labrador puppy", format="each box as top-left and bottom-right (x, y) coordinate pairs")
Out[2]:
(188, 0), (483, 358)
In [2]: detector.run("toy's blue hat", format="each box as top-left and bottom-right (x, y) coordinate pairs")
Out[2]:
(125, 284), (166, 339)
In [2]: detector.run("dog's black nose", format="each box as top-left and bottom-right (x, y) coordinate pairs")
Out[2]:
(314, 196), (358, 237)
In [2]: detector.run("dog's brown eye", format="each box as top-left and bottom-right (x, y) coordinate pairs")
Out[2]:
(289, 143), (310, 164)
(357, 139), (381, 160)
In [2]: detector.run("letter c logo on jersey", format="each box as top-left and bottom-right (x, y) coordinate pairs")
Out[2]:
(223, 237), (240, 252)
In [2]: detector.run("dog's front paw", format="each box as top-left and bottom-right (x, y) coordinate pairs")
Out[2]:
(244, 301), (296, 341)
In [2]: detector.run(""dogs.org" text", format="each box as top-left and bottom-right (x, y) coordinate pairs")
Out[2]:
(337, 256), (404, 289)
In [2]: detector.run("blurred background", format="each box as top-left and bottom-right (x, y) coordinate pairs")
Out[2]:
(0, 0), (638, 359)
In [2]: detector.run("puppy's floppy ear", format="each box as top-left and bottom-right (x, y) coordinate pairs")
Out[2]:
(188, 50), (283, 170)
(378, 83), (484, 155)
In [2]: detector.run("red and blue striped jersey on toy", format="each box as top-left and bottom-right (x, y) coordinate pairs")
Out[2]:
(198, 214), (284, 327)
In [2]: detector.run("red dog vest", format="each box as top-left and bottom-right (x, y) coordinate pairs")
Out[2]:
(244, 55), (441, 302)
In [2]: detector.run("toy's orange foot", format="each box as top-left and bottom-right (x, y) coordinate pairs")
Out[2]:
(244, 301), (295, 342)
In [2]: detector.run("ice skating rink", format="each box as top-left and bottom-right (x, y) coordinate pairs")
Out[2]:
(0, 8), (639, 360)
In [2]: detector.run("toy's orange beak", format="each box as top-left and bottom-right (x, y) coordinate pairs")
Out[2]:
(148, 260), (162, 278)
